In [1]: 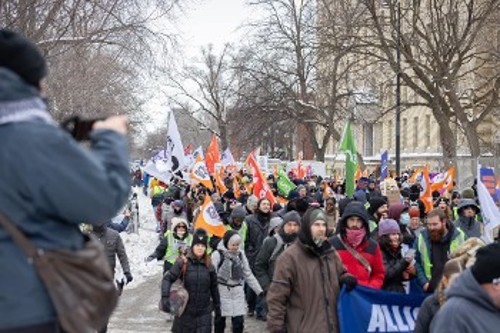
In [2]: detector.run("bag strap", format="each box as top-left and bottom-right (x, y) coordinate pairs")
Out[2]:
(179, 256), (188, 282)
(337, 236), (372, 274)
(0, 212), (38, 260)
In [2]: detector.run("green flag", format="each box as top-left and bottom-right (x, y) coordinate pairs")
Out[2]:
(339, 120), (357, 197)
(277, 167), (297, 197)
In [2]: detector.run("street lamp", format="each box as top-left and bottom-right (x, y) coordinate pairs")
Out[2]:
(395, 0), (402, 178)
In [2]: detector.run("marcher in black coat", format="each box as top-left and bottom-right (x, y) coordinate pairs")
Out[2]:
(161, 229), (220, 333)
(378, 219), (416, 293)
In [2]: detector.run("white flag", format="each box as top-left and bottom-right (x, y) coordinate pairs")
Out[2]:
(164, 112), (186, 174)
(143, 160), (171, 184)
(221, 148), (235, 166)
(193, 146), (204, 160)
(478, 166), (500, 243)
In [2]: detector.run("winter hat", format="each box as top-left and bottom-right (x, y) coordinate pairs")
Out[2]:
(408, 206), (421, 218)
(247, 195), (259, 207)
(457, 198), (481, 214)
(282, 211), (302, 226)
(471, 243), (500, 285)
(171, 217), (188, 231)
(230, 206), (247, 220)
(269, 216), (284, 232)
(211, 193), (221, 202)
(172, 200), (184, 209)
(378, 219), (401, 236)
(223, 230), (241, 249)
(461, 188), (475, 199)
(353, 190), (367, 204)
(297, 185), (306, 192)
(368, 197), (387, 215)
(288, 189), (300, 200)
(340, 201), (370, 228)
(191, 228), (209, 247)
(0, 29), (47, 87)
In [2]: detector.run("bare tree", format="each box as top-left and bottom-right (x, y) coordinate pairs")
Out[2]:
(361, 0), (500, 161)
(166, 44), (238, 150)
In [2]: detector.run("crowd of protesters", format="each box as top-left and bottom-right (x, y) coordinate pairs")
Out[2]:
(132, 163), (500, 333)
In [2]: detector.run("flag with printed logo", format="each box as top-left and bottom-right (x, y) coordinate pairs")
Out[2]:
(164, 112), (186, 174)
(420, 165), (433, 213)
(190, 156), (213, 191)
(194, 195), (226, 237)
(214, 166), (228, 194)
(246, 152), (277, 205)
(277, 166), (297, 197)
(340, 120), (357, 196)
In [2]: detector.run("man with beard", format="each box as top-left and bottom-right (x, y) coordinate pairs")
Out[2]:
(244, 198), (273, 320)
(415, 208), (465, 293)
(368, 197), (389, 236)
(267, 208), (357, 333)
(254, 211), (301, 295)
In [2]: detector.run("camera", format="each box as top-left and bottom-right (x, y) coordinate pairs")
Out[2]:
(61, 116), (104, 141)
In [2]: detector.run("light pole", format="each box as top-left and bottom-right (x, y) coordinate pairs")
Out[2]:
(395, 0), (402, 178)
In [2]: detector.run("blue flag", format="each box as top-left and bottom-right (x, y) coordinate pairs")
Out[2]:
(381, 150), (388, 180)
(338, 286), (427, 333)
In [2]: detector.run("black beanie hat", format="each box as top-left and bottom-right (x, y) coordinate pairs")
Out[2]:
(368, 197), (387, 215)
(0, 29), (47, 87)
(471, 243), (500, 285)
(191, 228), (209, 247)
(223, 229), (239, 249)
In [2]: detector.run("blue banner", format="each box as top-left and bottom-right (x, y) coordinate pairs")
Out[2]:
(381, 151), (388, 179)
(338, 286), (428, 333)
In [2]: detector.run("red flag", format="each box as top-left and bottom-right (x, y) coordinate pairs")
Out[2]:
(205, 135), (220, 175)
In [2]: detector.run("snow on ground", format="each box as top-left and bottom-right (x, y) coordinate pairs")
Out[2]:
(114, 187), (163, 289)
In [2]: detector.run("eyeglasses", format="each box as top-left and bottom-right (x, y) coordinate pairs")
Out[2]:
(177, 225), (187, 229)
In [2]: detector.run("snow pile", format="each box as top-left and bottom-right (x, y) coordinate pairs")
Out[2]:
(115, 188), (164, 289)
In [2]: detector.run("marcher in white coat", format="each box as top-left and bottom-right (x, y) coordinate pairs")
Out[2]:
(212, 230), (263, 333)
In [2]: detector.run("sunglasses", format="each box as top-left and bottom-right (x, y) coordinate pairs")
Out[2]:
(177, 225), (187, 229)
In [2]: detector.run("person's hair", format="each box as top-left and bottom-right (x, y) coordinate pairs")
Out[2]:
(378, 234), (402, 251)
(437, 258), (464, 306)
(427, 208), (447, 222)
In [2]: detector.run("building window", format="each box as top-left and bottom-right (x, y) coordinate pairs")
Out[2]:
(402, 118), (407, 148)
(364, 123), (374, 157)
(413, 116), (419, 149)
(425, 114), (431, 147)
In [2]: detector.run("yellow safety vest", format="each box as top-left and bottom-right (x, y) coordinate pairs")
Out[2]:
(163, 231), (193, 264)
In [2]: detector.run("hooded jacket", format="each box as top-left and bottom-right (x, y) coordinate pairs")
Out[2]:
(330, 202), (385, 289)
(254, 211), (301, 291)
(430, 269), (500, 332)
(267, 208), (347, 333)
(244, 209), (272, 269)
(453, 199), (482, 238)
(0, 68), (130, 329)
(151, 218), (192, 262)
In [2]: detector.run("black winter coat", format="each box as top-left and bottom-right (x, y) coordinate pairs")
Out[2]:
(380, 246), (409, 293)
(244, 212), (271, 270)
(162, 256), (220, 333)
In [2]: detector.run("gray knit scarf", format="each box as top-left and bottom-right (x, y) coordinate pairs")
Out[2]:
(0, 96), (54, 126)
(217, 250), (244, 283)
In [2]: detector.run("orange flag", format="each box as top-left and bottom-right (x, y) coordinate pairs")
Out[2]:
(194, 195), (226, 237)
(362, 168), (369, 178)
(420, 165), (433, 213)
(190, 156), (214, 191)
(430, 167), (456, 193)
(246, 152), (277, 205)
(409, 168), (423, 184)
(214, 167), (228, 194)
(205, 135), (220, 175)
(354, 165), (362, 180)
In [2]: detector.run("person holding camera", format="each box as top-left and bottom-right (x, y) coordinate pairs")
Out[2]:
(0, 30), (130, 332)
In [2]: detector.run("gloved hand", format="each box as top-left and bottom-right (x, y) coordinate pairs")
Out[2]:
(145, 255), (155, 262)
(124, 272), (133, 284)
(339, 273), (358, 292)
(161, 298), (171, 313)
